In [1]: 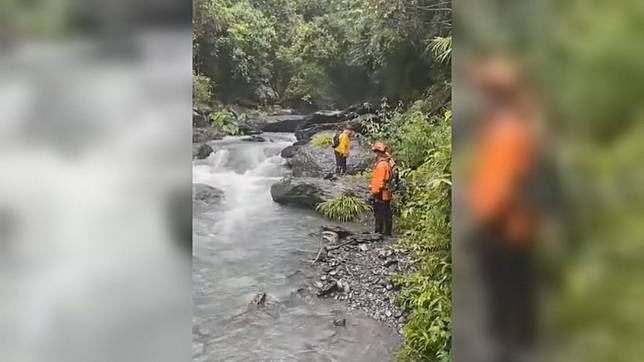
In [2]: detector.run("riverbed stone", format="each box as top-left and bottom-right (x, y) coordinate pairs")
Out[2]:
(193, 143), (214, 159)
(270, 176), (369, 210)
(249, 114), (309, 132)
(193, 183), (224, 206)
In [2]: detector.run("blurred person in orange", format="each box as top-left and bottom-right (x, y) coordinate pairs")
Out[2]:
(466, 54), (546, 361)
(369, 141), (393, 236)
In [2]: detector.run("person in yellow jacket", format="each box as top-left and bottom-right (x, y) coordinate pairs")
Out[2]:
(369, 141), (393, 235)
(333, 128), (352, 174)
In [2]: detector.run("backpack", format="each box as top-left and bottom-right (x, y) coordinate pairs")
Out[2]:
(331, 131), (341, 148)
(387, 166), (400, 192)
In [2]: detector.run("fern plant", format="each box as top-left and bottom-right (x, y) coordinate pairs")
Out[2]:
(427, 36), (452, 64)
(315, 194), (371, 222)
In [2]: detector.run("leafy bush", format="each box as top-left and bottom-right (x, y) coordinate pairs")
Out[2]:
(209, 109), (240, 135)
(389, 103), (452, 361)
(193, 73), (214, 112)
(310, 133), (334, 148)
(315, 194), (371, 222)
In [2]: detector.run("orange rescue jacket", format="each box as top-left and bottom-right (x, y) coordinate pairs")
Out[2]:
(469, 114), (537, 244)
(370, 158), (392, 201)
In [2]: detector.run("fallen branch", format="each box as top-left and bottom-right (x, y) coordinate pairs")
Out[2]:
(312, 234), (355, 263)
(326, 239), (354, 251)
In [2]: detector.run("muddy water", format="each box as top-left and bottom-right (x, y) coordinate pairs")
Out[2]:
(193, 133), (399, 361)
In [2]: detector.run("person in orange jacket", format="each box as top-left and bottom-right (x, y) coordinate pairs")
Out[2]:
(466, 54), (545, 359)
(369, 141), (393, 235)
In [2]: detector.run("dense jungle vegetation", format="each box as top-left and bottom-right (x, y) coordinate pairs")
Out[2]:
(193, 0), (452, 360)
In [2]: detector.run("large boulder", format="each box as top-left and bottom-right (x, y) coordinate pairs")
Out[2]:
(193, 128), (224, 143)
(237, 122), (263, 135)
(283, 132), (373, 177)
(280, 145), (299, 158)
(193, 184), (224, 206)
(343, 102), (375, 116)
(294, 113), (379, 142)
(270, 176), (369, 209)
(294, 111), (346, 136)
(193, 110), (210, 128)
(241, 135), (267, 143)
(250, 115), (309, 133)
(193, 143), (214, 160)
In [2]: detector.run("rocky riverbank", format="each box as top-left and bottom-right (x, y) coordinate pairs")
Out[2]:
(298, 226), (413, 334)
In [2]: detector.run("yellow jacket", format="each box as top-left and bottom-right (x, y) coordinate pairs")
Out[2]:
(334, 131), (351, 156)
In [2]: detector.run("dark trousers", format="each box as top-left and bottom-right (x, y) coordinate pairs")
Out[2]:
(334, 151), (347, 174)
(474, 226), (538, 357)
(373, 199), (392, 235)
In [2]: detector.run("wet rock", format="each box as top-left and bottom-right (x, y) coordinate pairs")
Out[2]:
(270, 177), (368, 210)
(323, 173), (337, 181)
(237, 123), (262, 135)
(321, 225), (353, 239)
(249, 292), (267, 307)
(294, 113), (381, 142)
(317, 281), (339, 297)
(193, 110), (209, 128)
(193, 143), (214, 159)
(343, 102), (375, 116)
(193, 128), (224, 143)
(280, 145), (299, 158)
(193, 184), (224, 206)
(241, 135), (266, 142)
(378, 248), (394, 259)
(251, 115), (309, 133)
(270, 177), (341, 208)
(383, 259), (398, 268)
(273, 108), (295, 116)
(350, 233), (383, 244)
(333, 318), (346, 327)
(322, 231), (339, 244)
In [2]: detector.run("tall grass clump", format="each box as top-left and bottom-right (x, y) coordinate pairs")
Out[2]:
(315, 194), (371, 222)
(311, 133), (334, 148)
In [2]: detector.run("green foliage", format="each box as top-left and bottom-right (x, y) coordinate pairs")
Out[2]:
(209, 109), (240, 135)
(310, 133), (334, 148)
(193, 73), (215, 112)
(194, 0), (451, 107)
(388, 102), (452, 361)
(428, 36), (452, 64)
(315, 194), (371, 222)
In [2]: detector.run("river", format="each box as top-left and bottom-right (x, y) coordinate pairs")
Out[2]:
(192, 133), (399, 361)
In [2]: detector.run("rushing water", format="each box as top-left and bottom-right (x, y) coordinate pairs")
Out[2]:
(193, 133), (399, 361)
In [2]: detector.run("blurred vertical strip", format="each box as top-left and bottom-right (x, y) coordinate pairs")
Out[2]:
(0, 1), (192, 361)
(454, 0), (644, 361)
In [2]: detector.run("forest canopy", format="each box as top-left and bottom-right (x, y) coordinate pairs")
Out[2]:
(193, 0), (451, 110)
